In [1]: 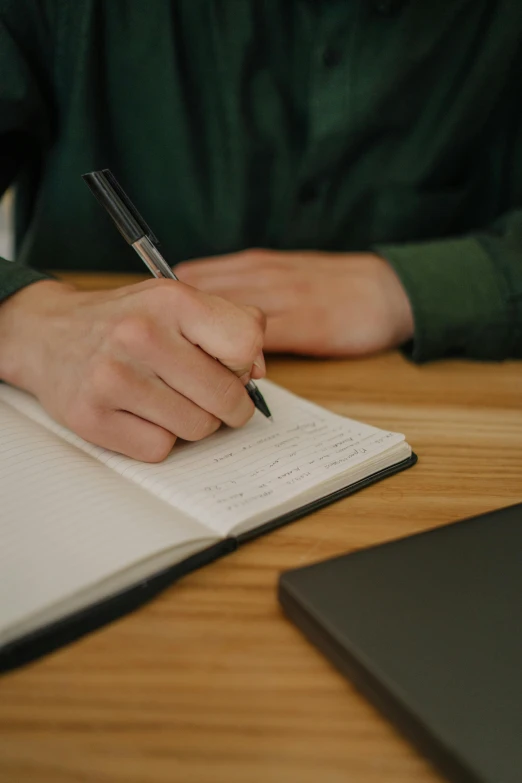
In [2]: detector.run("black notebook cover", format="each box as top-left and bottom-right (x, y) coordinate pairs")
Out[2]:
(278, 502), (522, 783)
(0, 453), (416, 674)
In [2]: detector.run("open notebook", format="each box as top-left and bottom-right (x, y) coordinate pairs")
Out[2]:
(0, 379), (416, 671)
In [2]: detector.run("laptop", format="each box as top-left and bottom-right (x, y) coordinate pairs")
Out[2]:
(278, 503), (522, 783)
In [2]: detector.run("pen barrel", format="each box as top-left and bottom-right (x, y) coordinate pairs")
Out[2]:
(132, 236), (178, 280)
(82, 171), (145, 244)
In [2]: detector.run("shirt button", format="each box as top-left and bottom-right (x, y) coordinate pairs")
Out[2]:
(321, 46), (342, 69)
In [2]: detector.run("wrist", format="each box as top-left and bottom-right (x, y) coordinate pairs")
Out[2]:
(371, 254), (414, 346)
(0, 280), (77, 390)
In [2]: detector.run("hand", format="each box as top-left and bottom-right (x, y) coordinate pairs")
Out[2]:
(175, 249), (414, 357)
(0, 278), (266, 461)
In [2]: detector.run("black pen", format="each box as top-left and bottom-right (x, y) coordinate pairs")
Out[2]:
(82, 168), (272, 420)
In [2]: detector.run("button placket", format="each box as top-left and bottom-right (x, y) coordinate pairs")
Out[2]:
(285, 3), (359, 247)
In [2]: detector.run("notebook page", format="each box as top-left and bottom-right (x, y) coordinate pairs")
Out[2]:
(0, 381), (406, 538)
(0, 401), (216, 647)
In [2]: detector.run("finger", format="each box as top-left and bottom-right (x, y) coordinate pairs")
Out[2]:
(175, 250), (276, 279)
(180, 280), (291, 315)
(178, 272), (266, 293)
(85, 408), (177, 463)
(175, 256), (289, 293)
(263, 312), (322, 355)
(123, 326), (256, 428)
(114, 366), (223, 442)
(242, 304), (267, 341)
(176, 288), (266, 379)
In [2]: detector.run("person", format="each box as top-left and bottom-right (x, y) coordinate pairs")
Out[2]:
(1, 1), (521, 460)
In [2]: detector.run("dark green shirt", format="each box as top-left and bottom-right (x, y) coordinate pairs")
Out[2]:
(1, 0), (521, 361)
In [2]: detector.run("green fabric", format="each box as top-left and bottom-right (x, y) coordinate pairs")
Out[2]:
(1, 0), (521, 361)
(0, 258), (52, 302)
(374, 235), (513, 361)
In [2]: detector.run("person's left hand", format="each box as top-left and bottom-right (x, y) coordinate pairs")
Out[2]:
(175, 249), (414, 357)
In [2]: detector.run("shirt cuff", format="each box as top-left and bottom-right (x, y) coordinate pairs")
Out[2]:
(0, 257), (53, 304)
(373, 235), (511, 362)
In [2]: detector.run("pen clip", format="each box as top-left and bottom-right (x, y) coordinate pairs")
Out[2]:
(101, 169), (159, 246)
(82, 168), (159, 246)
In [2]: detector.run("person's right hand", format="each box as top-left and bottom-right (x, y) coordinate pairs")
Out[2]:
(0, 278), (266, 461)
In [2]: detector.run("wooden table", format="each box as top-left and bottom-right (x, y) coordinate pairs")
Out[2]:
(1, 273), (521, 783)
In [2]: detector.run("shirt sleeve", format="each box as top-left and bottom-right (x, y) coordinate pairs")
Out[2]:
(374, 208), (522, 362)
(0, 0), (54, 303)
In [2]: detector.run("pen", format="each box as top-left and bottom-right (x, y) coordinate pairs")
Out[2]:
(82, 168), (272, 420)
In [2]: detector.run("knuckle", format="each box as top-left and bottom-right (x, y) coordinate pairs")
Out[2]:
(236, 320), (264, 363)
(241, 247), (270, 261)
(211, 374), (246, 418)
(159, 281), (200, 319)
(63, 400), (103, 443)
(179, 281), (204, 308)
(110, 314), (157, 354)
(160, 279), (189, 306)
(139, 431), (176, 463)
(139, 277), (175, 297)
(140, 279), (197, 323)
(181, 411), (220, 442)
(86, 357), (126, 402)
(139, 278), (183, 310)
(251, 305), (266, 331)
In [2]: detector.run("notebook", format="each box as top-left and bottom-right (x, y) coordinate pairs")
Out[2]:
(0, 379), (415, 672)
(278, 503), (522, 783)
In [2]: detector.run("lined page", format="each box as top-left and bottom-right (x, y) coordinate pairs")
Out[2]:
(0, 401), (216, 647)
(0, 382), (406, 537)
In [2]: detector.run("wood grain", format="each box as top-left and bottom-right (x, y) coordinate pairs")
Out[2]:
(1, 273), (521, 783)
